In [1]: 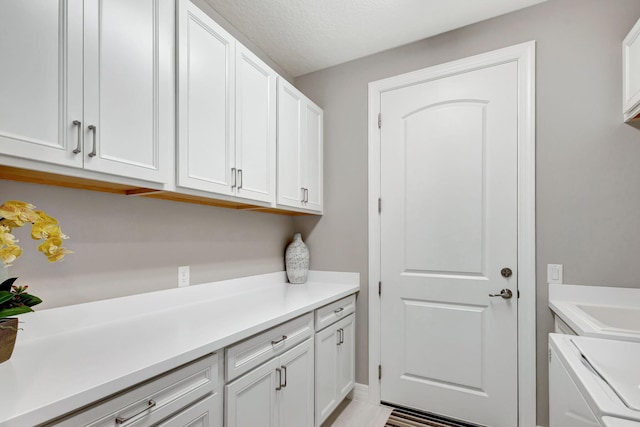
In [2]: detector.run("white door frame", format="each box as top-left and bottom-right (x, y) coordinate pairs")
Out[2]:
(367, 41), (536, 426)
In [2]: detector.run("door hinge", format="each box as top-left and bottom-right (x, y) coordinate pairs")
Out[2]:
(378, 113), (381, 129)
(378, 198), (381, 214)
(378, 364), (382, 380)
(378, 281), (381, 296)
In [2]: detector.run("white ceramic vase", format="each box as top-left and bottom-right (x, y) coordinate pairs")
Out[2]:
(285, 233), (309, 284)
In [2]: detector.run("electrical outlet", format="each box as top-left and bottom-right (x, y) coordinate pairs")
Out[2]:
(547, 264), (563, 284)
(178, 266), (190, 288)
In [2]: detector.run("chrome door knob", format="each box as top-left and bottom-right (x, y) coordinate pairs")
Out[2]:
(489, 289), (513, 299)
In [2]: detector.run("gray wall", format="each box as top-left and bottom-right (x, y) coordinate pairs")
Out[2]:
(0, 180), (295, 308)
(293, 0), (640, 425)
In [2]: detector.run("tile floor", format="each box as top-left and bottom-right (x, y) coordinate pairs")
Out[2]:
(323, 399), (393, 427)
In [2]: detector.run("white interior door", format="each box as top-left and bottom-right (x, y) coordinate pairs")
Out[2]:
(380, 61), (519, 426)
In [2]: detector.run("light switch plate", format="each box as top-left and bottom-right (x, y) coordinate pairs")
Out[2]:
(178, 266), (190, 287)
(547, 264), (563, 284)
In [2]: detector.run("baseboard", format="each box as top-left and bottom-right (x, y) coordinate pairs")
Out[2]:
(351, 383), (369, 402)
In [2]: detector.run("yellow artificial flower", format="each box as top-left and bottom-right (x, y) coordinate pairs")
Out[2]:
(0, 244), (22, 266)
(31, 211), (68, 240)
(0, 200), (72, 267)
(0, 200), (39, 228)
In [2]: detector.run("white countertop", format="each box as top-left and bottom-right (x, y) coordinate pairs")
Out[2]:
(0, 270), (359, 427)
(549, 283), (640, 341)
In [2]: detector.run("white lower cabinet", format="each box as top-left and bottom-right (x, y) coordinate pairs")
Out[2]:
(315, 314), (355, 427)
(48, 353), (222, 427)
(225, 338), (314, 427)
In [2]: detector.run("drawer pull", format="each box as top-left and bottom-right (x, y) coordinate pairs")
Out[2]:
(115, 399), (156, 424)
(334, 307), (344, 314)
(276, 368), (282, 390)
(271, 335), (287, 346)
(281, 365), (287, 388)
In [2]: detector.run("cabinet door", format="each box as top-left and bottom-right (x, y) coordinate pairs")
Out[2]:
(226, 358), (279, 427)
(83, 0), (171, 183)
(278, 339), (314, 427)
(314, 324), (339, 426)
(336, 314), (355, 399)
(277, 78), (304, 209)
(624, 18), (640, 120)
(235, 44), (277, 204)
(0, 0), (83, 167)
(155, 394), (221, 427)
(177, 0), (235, 194)
(302, 102), (323, 213)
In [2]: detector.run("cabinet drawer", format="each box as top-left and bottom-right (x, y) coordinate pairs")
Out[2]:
(315, 295), (355, 332)
(49, 353), (220, 427)
(155, 394), (220, 427)
(226, 313), (313, 381)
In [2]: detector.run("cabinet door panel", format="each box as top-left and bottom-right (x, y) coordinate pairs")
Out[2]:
(336, 315), (355, 399)
(235, 44), (276, 203)
(226, 358), (279, 427)
(177, 0), (235, 194)
(314, 325), (339, 426)
(303, 103), (323, 212)
(277, 79), (303, 208)
(84, 0), (170, 183)
(0, 0), (83, 167)
(279, 339), (314, 427)
(155, 394), (220, 427)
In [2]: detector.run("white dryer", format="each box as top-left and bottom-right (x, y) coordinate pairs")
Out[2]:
(549, 333), (640, 426)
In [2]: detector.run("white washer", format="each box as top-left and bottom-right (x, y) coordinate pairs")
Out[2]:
(549, 333), (640, 426)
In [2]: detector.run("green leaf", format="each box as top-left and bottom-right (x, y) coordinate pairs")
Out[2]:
(0, 277), (17, 292)
(19, 294), (42, 308)
(0, 306), (33, 318)
(0, 291), (14, 305)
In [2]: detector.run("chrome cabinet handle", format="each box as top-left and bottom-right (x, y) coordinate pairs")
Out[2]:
(115, 399), (156, 424)
(301, 187), (305, 202)
(231, 168), (236, 188)
(271, 335), (287, 346)
(304, 188), (309, 203)
(337, 328), (344, 345)
(489, 289), (513, 299)
(87, 125), (97, 157)
(238, 169), (243, 189)
(281, 365), (287, 388)
(72, 120), (82, 154)
(276, 368), (282, 390)
(334, 307), (344, 314)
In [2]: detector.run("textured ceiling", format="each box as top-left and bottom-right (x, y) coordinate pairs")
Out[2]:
(204, 0), (547, 77)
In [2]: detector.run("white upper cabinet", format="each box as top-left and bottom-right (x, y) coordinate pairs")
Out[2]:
(623, 18), (640, 122)
(177, 0), (235, 196)
(0, 0), (172, 183)
(235, 44), (277, 204)
(277, 79), (323, 213)
(177, 0), (277, 204)
(0, 0), (83, 168)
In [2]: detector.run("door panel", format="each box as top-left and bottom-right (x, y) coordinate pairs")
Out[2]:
(303, 102), (323, 212)
(225, 358), (279, 427)
(279, 339), (314, 427)
(404, 102), (485, 274)
(235, 44), (276, 203)
(277, 79), (303, 208)
(83, 0), (170, 182)
(177, 0), (235, 193)
(380, 62), (518, 427)
(0, 0), (83, 167)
